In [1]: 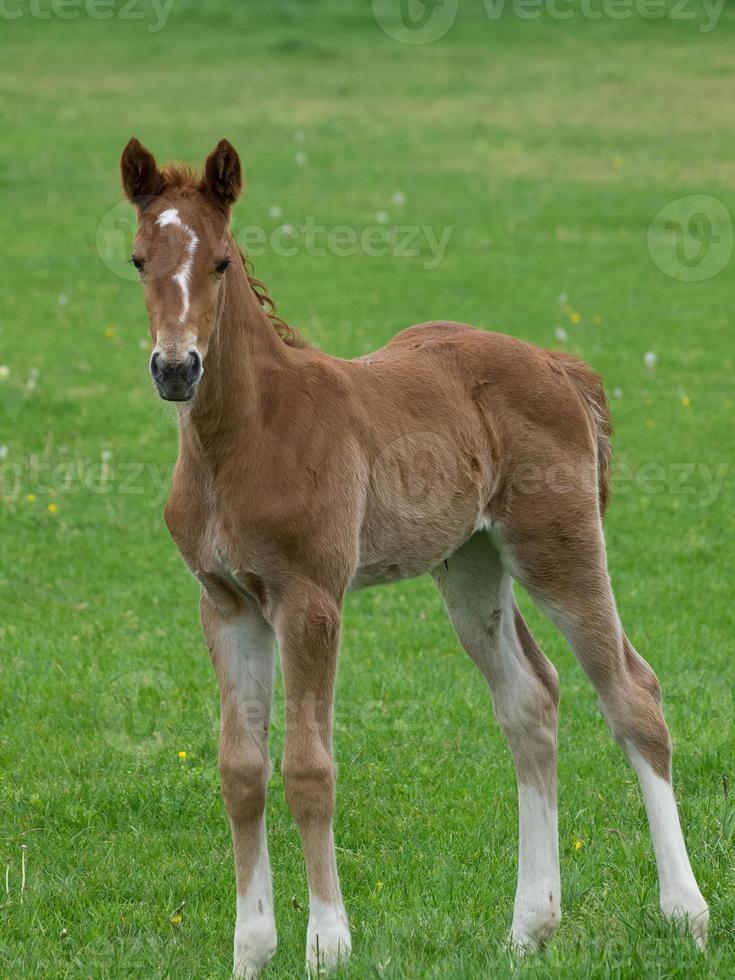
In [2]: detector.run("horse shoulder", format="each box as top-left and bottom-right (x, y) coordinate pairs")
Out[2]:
(163, 452), (210, 567)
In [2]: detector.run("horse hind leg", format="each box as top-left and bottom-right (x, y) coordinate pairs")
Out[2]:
(432, 533), (561, 950)
(504, 505), (709, 947)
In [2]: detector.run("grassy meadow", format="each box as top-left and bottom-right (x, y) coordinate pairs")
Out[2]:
(1, 1), (734, 976)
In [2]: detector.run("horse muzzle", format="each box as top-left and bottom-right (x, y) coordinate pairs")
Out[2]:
(150, 349), (202, 401)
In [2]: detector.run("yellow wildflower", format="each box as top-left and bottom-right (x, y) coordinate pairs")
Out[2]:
(574, 839), (583, 851)
(26, 494), (36, 503)
(169, 914), (182, 925)
(569, 312), (582, 324)
(104, 326), (116, 338)
(48, 503), (59, 514)
(178, 751), (187, 760)
(681, 396), (691, 408)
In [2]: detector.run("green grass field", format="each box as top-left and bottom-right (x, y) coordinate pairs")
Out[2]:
(1, 1), (734, 976)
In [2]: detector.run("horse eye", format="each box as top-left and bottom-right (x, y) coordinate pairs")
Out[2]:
(215, 258), (230, 275)
(131, 255), (144, 272)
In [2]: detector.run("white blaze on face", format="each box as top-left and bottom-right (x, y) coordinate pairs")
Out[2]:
(156, 207), (199, 324)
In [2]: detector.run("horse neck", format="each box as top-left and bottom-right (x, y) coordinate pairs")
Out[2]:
(180, 247), (291, 452)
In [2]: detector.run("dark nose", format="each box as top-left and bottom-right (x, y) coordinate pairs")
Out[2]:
(150, 350), (202, 400)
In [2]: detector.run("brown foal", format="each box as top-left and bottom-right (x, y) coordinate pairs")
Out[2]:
(121, 138), (708, 976)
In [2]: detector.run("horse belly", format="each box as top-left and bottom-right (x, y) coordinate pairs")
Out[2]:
(349, 555), (440, 590)
(351, 490), (482, 590)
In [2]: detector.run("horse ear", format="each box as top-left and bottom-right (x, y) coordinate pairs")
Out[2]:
(201, 139), (242, 210)
(121, 137), (164, 203)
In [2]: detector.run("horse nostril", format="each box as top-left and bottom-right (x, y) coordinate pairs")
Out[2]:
(149, 349), (200, 397)
(185, 349), (202, 384)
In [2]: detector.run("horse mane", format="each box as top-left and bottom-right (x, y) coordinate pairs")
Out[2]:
(160, 163), (198, 191)
(159, 164), (308, 350)
(238, 249), (308, 349)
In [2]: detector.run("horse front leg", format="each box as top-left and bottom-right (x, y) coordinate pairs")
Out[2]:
(275, 582), (351, 973)
(201, 592), (277, 978)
